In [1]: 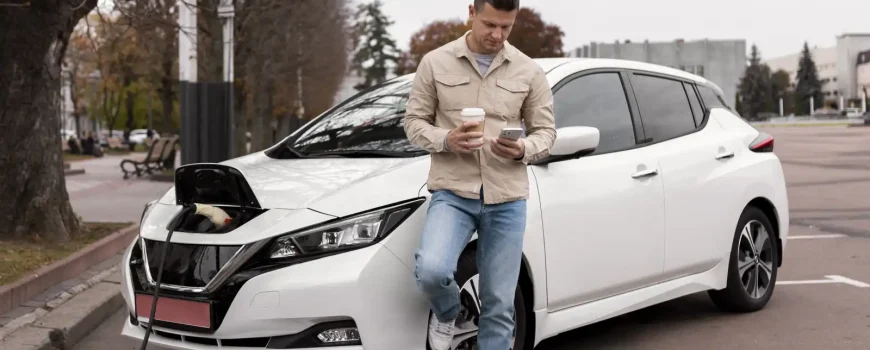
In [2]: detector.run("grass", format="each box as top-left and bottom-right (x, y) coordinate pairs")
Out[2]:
(62, 153), (95, 162)
(0, 222), (132, 285)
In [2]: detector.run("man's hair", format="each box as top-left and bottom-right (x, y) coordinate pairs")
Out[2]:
(474, 0), (520, 12)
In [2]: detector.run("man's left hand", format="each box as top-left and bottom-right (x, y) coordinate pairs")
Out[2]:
(491, 137), (525, 160)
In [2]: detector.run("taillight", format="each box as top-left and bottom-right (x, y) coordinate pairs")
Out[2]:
(749, 132), (774, 152)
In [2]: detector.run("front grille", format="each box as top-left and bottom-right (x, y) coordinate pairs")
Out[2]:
(129, 238), (355, 337)
(130, 242), (275, 333)
(142, 239), (242, 287)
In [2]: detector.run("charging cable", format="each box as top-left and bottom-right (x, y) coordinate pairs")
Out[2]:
(139, 204), (231, 350)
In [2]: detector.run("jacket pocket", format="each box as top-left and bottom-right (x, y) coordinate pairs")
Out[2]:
(435, 74), (476, 111)
(495, 79), (530, 118)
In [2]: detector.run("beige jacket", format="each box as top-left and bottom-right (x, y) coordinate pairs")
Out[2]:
(403, 32), (556, 204)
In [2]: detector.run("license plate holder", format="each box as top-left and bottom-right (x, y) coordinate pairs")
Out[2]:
(135, 293), (213, 331)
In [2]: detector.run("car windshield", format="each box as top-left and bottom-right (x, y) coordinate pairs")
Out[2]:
(270, 77), (426, 159)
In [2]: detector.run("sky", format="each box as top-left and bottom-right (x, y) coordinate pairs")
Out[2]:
(368, 0), (870, 61)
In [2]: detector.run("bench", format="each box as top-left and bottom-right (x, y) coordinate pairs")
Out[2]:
(119, 138), (170, 179)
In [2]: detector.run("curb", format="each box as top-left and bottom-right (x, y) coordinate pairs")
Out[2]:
(0, 273), (124, 350)
(0, 224), (139, 316)
(64, 169), (86, 176)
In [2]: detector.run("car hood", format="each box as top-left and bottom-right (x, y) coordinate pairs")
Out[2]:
(157, 152), (429, 216)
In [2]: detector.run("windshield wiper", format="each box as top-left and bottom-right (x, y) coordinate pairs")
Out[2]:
(304, 150), (426, 158)
(283, 143), (306, 158)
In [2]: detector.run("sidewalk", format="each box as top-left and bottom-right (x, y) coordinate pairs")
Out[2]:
(0, 153), (180, 349)
(67, 153), (176, 222)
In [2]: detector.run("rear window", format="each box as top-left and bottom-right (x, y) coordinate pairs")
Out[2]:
(697, 85), (731, 111)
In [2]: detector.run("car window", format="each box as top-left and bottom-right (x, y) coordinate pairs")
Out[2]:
(684, 83), (705, 127)
(697, 84), (730, 111)
(553, 72), (636, 155)
(631, 74), (697, 143)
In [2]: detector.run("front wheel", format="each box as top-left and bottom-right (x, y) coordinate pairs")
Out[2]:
(708, 206), (779, 312)
(428, 249), (528, 350)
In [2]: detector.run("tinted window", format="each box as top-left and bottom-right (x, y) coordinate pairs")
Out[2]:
(697, 85), (730, 110)
(684, 83), (705, 127)
(553, 72), (636, 154)
(631, 74), (696, 142)
(271, 78), (425, 158)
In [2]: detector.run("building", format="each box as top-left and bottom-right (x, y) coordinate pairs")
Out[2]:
(858, 49), (870, 105)
(570, 39), (747, 107)
(765, 46), (838, 105)
(764, 33), (870, 111)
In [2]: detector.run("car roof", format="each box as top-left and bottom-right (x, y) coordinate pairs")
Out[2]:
(536, 57), (712, 84)
(390, 57), (716, 90)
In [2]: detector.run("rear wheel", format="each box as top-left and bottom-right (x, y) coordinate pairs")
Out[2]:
(427, 248), (527, 350)
(708, 206), (779, 312)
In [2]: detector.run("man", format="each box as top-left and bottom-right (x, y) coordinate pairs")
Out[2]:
(403, 0), (556, 349)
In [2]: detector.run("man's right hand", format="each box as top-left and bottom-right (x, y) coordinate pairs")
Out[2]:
(446, 121), (484, 154)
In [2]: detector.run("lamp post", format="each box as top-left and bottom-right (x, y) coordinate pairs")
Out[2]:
(218, 0), (235, 159)
(87, 71), (101, 135)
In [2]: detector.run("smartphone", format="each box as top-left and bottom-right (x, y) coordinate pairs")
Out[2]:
(499, 127), (524, 141)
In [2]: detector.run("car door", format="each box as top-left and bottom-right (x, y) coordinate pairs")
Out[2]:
(533, 70), (666, 312)
(627, 73), (739, 280)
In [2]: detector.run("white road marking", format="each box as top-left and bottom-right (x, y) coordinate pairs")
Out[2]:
(788, 234), (848, 240)
(825, 275), (870, 288)
(777, 279), (834, 285)
(777, 275), (870, 288)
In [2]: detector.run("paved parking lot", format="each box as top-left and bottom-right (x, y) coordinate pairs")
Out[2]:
(74, 125), (870, 350)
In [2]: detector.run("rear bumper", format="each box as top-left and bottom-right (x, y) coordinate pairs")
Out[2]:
(119, 239), (429, 350)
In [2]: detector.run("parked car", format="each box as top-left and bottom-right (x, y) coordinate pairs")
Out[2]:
(129, 129), (160, 145)
(119, 58), (789, 350)
(845, 107), (864, 118)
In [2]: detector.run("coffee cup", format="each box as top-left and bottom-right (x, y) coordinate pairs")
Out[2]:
(461, 108), (485, 149)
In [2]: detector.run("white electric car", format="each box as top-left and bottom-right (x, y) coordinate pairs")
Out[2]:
(119, 58), (789, 350)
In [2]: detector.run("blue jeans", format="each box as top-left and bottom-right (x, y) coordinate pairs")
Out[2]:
(414, 190), (527, 350)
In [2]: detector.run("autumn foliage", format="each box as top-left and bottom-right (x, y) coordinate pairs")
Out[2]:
(395, 7), (565, 75)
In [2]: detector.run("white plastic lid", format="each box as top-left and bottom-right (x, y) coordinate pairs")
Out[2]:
(460, 107), (485, 117)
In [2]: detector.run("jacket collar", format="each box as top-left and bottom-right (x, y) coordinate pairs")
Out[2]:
(453, 31), (514, 61)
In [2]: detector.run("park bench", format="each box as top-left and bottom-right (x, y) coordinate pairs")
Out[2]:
(119, 136), (180, 179)
(119, 138), (169, 179)
(155, 136), (179, 171)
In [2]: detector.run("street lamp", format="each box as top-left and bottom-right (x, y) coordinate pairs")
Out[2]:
(87, 71), (101, 135)
(218, 0), (235, 158)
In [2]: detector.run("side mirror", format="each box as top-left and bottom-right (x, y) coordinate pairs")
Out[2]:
(532, 126), (600, 165)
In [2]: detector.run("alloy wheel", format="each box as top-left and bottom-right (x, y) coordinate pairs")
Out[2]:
(737, 220), (775, 299)
(452, 274), (517, 350)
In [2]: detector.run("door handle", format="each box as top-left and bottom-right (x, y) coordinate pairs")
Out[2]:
(715, 151), (735, 160)
(632, 168), (658, 179)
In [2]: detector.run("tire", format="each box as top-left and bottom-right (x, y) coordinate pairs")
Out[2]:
(427, 248), (528, 350)
(708, 206), (779, 313)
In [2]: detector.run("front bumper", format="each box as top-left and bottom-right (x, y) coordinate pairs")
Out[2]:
(119, 238), (429, 350)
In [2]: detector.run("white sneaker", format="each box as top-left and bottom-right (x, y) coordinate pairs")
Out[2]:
(428, 313), (456, 350)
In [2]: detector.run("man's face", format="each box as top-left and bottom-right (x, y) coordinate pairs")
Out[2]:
(468, 2), (517, 54)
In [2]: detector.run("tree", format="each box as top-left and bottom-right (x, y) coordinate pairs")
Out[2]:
(351, 0), (400, 91)
(396, 19), (470, 75)
(737, 44), (772, 120)
(395, 7), (565, 74)
(794, 42), (823, 116)
(770, 69), (793, 115)
(234, 0), (351, 152)
(507, 8), (565, 58)
(0, 0), (98, 240)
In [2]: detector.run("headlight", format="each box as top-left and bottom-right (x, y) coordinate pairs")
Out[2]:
(268, 198), (425, 259)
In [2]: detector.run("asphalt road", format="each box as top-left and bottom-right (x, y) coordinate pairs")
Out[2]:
(73, 125), (870, 350)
